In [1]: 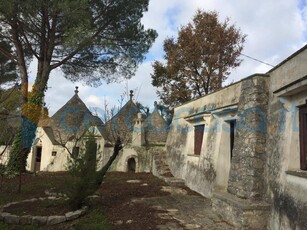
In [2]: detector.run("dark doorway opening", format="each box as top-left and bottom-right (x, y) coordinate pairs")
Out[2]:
(35, 146), (42, 171)
(85, 141), (97, 173)
(127, 158), (136, 172)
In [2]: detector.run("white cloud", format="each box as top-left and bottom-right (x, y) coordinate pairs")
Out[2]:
(39, 0), (307, 115)
(85, 95), (103, 108)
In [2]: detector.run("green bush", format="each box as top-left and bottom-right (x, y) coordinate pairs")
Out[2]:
(66, 136), (99, 209)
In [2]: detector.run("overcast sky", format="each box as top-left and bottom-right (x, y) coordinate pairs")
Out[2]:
(38, 0), (307, 116)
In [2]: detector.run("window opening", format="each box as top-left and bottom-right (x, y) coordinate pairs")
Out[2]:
(36, 147), (42, 163)
(299, 102), (307, 170)
(194, 125), (205, 155)
(230, 120), (236, 159)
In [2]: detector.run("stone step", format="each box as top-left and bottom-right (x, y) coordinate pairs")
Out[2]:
(163, 177), (185, 186)
(212, 191), (270, 230)
(152, 151), (185, 187)
(156, 167), (169, 172)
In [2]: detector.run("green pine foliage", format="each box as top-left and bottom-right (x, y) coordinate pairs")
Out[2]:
(0, 0), (157, 174)
(0, 41), (16, 86)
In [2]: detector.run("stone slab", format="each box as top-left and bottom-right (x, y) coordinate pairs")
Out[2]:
(47, 215), (66, 225)
(65, 210), (82, 221)
(20, 215), (32, 225)
(3, 214), (19, 224)
(32, 216), (47, 225)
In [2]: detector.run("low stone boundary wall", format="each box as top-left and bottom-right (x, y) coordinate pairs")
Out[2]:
(0, 197), (88, 226)
(212, 191), (270, 229)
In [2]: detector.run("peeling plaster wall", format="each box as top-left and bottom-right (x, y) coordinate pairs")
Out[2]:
(165, 46), (307, 229)
(107, 146), (154, 173)
(269, 48), (307, 93)
(42, 145), (68, 171)
(26, 127), (106, 172)
(266, 48), (307, 230)
(26, 127), (60, 171)
(166, 82), (242, 196)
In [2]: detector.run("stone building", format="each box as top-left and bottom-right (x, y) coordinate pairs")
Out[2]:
(144, 101), (169, 145)
(23, 88), (169, 173)
(165, 45), (307, 229)
(26, 87), (106, 172)
(104, 90), (140, 144)
(104, 91), (169, 172)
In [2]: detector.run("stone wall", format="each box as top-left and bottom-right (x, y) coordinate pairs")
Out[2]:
(228, 75), (269, 199)
(212, 191), (270, 229)
(210, 75), (272, 229)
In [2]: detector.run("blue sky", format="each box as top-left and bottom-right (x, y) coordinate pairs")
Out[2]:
(40, 0), (307, 116)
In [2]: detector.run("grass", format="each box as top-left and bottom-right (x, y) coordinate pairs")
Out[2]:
(74, 209), (111, 230)
(0, 222), (43, 230)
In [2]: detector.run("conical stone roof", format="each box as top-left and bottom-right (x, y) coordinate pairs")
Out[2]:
(105, 90), (140, 143)
(49, 87), (104, 143)
(144, 102), (169, 144)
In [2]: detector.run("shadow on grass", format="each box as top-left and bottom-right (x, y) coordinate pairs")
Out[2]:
(0, 222), (42, 230)
(74, 209), (111, 230)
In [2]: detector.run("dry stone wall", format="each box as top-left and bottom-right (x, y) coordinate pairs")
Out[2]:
(228, 75), (269, 200)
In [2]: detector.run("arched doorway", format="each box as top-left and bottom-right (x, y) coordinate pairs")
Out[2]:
(127, 158), (136, 172)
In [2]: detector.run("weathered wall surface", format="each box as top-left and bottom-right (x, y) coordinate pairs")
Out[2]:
(26, 127), (106, 172)
(269, 48), (307, 92)
(228, 75), (269, 199)
(266, 47), (307, 229)
(107, 145), (155, 173)
(164, 45), (307, 229)
(26, 127), (61, 171)
(25, 128), (156, 174)
(166, 82), (242, 196)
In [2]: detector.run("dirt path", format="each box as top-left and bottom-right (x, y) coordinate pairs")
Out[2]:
(98, 172), (234, 230)
(0, 172), (234, 229)
(139, 194), (234, 230)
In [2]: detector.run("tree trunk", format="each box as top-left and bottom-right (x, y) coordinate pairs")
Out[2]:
(6, 11), (46, 173)
(95, 138), (122, 186)
(7, 88), (45, 173)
